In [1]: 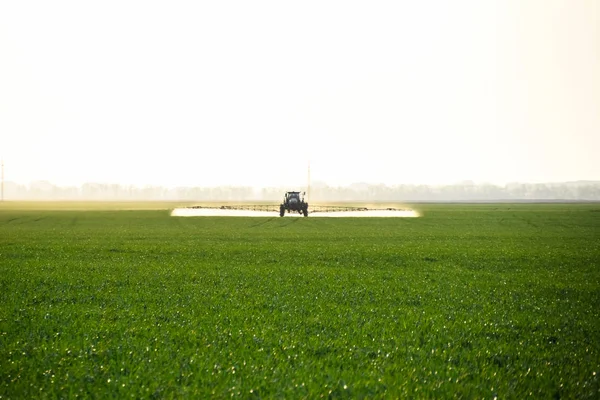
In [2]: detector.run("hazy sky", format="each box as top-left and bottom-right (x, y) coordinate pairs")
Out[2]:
(1, 1), (598, 188)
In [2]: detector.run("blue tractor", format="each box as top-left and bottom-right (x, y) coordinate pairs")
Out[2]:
(280, 191), (309, 217)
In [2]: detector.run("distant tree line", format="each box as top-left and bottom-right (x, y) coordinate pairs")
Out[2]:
(3, 180), (600, 201)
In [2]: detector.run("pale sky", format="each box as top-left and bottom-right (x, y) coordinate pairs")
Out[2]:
(1, 1), (598, 188)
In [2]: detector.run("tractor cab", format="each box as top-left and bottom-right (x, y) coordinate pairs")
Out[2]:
(284, 191), (303, 203)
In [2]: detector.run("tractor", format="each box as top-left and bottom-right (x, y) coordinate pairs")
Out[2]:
(280, 191), (309, 217)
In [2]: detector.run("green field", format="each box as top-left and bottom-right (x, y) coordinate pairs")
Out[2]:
(1, 203), (599, 398)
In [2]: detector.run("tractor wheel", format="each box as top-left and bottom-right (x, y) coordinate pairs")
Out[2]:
(279, 206), (285, 217)
(303, 206), (308, 217)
